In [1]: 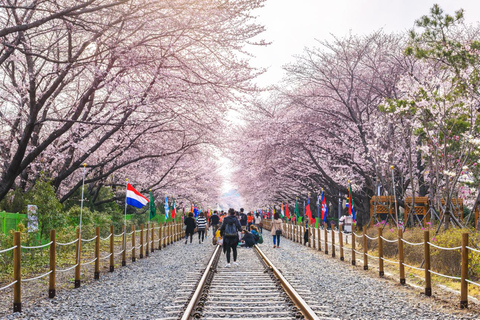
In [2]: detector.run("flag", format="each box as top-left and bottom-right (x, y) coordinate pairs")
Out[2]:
(171, 198), (176, 220)
(294, 199), (299, 220)
(305, 198), (312, 223)
(285, 202), (290, 219)
(281, 203), (285, 218)
(164, 196), (169, 220)
(149, 191), (156, 219)
(194, 206), (199, 217)
(321, 191), (327, 222)
(348, 182), (355, 221)
(126, 183), (149, 208)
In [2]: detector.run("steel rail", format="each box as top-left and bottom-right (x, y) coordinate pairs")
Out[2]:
(254, 245), (320, 320)
(180, 244), (221, 320)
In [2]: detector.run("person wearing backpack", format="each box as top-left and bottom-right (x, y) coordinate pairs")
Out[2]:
(271, 212), (283, 248)
(239, 208), (247, 230)
(220, 208), (242, 267)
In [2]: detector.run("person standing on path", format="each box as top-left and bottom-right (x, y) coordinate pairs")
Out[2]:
(239, 208), (247, 230)
(220, 208), (242, 267)
(184, 212), (196, 244)
(254, 212), (263, 233)
(196, 212), (208, 243)
(209, 211), (220, 235)
(271, 212), (283, 248)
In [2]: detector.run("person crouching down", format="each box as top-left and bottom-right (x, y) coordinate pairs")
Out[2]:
(240, 230), (256, 248)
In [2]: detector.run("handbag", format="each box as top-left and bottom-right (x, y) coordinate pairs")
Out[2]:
(275, 229), (282, 236)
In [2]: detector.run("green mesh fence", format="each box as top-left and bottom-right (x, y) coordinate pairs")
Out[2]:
(0, 211), (27, 235)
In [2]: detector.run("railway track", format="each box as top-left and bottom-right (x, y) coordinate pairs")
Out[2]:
(160, 244), (334, 320)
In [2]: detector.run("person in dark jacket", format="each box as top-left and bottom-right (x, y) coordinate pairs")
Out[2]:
(239, 208), (247, 230)
(220, 208), (242, 267)
(184, 212), (196, 244)
(240, 230), (256, 248)
(209, 211), (220, 235)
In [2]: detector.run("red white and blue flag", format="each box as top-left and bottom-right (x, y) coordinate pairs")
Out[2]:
(321, 191), (327, 222)
(126, 183), (149, 208)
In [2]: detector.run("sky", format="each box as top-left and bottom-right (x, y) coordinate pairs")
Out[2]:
(219, 0), (480, 199)
(248, 0), (480, 87)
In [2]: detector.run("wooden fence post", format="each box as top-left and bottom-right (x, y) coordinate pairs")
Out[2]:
(424, 230), (431, 296)
(122, 225), (127, 266)
(398, 228), (405, 285)
(13, 231), (21, 313)
(132, 225), (136, 262)
(75, 228), (81, 288)
(331, 228), (335, 258)
(158, 224), (162, 250)
(460, 232), (469, 308)
(378, 227), (384, 277)
(339, 225), (344, 261)
(95, 227), (100, 279)
(140, 224), (144, 258)
(363, 226), (368, 270)
(307, 222), (313, 248)
(145, 223), (149, 257)
(49, 229), (56, 298)
(312, 224), (316, 249)
(109, 225), (114, 272)
(317, 224), (321, 251)
(351, 231), (356, 266)
(324, 224), (328, 255)
(151, 223), (155, 253)
(163, 223), (167, 248)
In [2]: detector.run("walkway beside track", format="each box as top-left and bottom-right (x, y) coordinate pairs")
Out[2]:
(3, 238), (213, 319)
(3, 229), (480, 319)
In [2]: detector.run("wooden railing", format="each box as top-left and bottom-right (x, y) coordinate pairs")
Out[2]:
(0, 222), (183, 313)
(274, 221), (478, 309)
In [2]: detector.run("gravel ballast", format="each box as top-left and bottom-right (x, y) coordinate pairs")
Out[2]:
(3, 228), (480, 319)
(259, 231), (480, 319)
(2, 236), (213, 319)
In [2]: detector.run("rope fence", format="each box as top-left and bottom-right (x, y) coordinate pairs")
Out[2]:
(21, 241), (53, 249)
(280, 221), (477, 309)
(0, 245), (17, 254)
(57, 239), (78, 246)
(0, 221), (183, 313)
(0, 281), (17, 291)
(22, 270), (53, 282)
(81, 236), (98, 242)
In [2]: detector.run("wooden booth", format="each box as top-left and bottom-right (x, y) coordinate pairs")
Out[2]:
(404, 196), (429, 226)
(369, 196), (396, 227)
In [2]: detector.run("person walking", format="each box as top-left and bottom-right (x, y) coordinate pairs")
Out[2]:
(196, 212), (208, 243)
(209, 211), (220, 235)
(220, 208), (242, 267)
(184, 212), (196, 244)
(239, 208), (247, 230)
(254, 212), (263, 233)
(247, 212), (254, 230)
(271, 212), (283, 248)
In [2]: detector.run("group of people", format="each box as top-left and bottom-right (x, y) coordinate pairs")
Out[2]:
(183, 208), (268, 268)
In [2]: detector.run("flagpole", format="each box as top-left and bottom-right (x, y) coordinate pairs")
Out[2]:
(124, 179), (128, 228)
(148, 189), (151, 226)
(391, 165), (399, 229)
(77, 163), (87, 267)
(123, 178), (128, 253)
